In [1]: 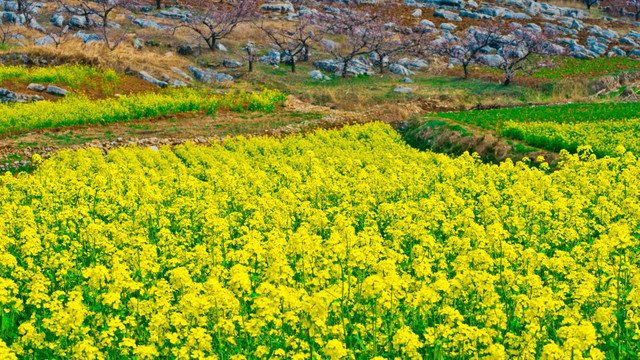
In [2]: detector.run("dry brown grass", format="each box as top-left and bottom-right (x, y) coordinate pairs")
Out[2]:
(10, 39), (192, 76)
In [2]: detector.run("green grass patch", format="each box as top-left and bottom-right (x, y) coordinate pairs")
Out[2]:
(437, 102), (640, 156)
(0, 64), (121, 89)
(0, 88), (287, 135)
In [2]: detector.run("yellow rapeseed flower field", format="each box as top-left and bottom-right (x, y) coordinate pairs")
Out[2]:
(0, 122), (638, 359)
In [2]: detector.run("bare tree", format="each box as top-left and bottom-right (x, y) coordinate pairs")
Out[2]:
(366, 21), (405, 73)
(431, 25), (501, 79)
(58, 0), (139, 50)
(317, 4), (381, 77)
(16, 0), (44, 25)
(368, 21), (434, 73)
(491, 25), (561, 86)
(0, 21), (21, 47)
(179, 0), (256, 52)
(610, 0), (640, 20)
(258, 16), (318, 73)
(42, 25), (72, 48)
(242, 42), (258, 72)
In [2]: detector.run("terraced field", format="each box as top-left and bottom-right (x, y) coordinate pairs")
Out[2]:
(437, 102), (640, 156)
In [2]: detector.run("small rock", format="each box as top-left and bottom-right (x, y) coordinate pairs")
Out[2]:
(309, 70), (330, 80)
(434, 9), (462, 22)
(133, 38), (144, 50)
(393, 86), (414, 94)
(27, 83), (46, 92)
(440, 23), (457, 31)
(215, 43), (228, 52)
(412, 9), (422, 17)
(138, 71), (168, 87)
(35, 36), (55, 46)
(420, 19), (435, 27)
(401, 78), (414, 83)
(223, 59), (243, 68)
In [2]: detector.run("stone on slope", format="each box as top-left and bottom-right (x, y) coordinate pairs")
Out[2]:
(138, 71), (168, 88)
(27, 83), (46, 92)
(393, 86), (414, 94)
(434, 9), (462, 22)
(46, 85), (68, 96)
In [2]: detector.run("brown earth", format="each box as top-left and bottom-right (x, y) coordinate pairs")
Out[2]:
(0, 75), (161, 101)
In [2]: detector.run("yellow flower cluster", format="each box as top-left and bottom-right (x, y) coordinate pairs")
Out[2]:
(0, 122), (639, 359)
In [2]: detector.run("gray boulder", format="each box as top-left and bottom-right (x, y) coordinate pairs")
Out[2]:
(388, 63), (415, 76)
(412, 9), (422, 17)
(477, 7), (509, 17)
(50, 14), (64, 27)
(434, 9), (462, 22)
(69, 15), (86, 28)
(590, 43), (608, 56)
(223, 59), (243, 68)
(138, 71), (168, 87)
(46, 85), (68, 97)
(626, 30), (640, 40)
(215, 43), (228, 52)
(187, 66), (234, 83)
(460, 10), (492, 19)
(440, 23), (457, 31)
(133, 18), (165, 30)
(259, 50), (281, 65)
(260, 2), (294, 12)
(4, 1), (18, 12)
(620, 37), (638, 47)
(502, 12), (531, 19)
(27, 83), (46, 92)
(393, 86), (414, 94)
(35, 36), (54, 46)
(168, 79), (188, 88)
(525, 23), (542, 34)
(314, 60), (342, 74)
(420, 19), (435, 27)
(133, 38), (144, 50)
(154, 7), (192, 21)
(2, 11), (25, 25)
(75, 31), (101, 44)
(609, 47), (626, 56)
(397, 58), (429, 71)
(478, 54), (504, 67)
(171, 67), (194, 82)
(309, 70), (330, 80)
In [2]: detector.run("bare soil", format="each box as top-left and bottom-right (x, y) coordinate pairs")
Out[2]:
(0, 75), (159, 101)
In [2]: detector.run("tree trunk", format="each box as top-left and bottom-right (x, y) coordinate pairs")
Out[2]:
(291, 60), (296, 73)
(463, 63), (469, 79)
(207, 37), (217, 51)
(302, 46), (309, 62)
(342, 59), (350, 78)
(503, 76), (511, 86)
(156, 0), (162, 9)
(249, 60), (253, 72)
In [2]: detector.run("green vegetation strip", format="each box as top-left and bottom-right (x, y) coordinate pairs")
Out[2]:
(534, 56), (640, 79)
(437, 102), (640, 157)
(0, 88), (287, 135)
(0, 64), (120, 88)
